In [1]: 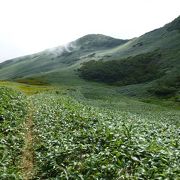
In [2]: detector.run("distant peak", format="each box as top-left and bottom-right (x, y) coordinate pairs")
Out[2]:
(77, 34), (127, 41)
(74, 34), (128, 49)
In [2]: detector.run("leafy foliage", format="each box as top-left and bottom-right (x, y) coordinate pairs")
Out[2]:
(78, 51), (163, 85)
(0, 87), (27, 179)
(148, 75), (180, 98)
(0, 83), (179, 179)
(31, 92), (180, 179)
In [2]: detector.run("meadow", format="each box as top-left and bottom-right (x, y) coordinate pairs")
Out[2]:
(0, 81), (179, 179)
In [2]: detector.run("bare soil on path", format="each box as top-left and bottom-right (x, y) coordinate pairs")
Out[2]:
(21, 106), (34, 180)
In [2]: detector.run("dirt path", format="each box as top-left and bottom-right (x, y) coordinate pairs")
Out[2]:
(21, 106), (34, 180)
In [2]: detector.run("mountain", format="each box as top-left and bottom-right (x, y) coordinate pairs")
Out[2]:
(0, 16), (179, 99)
(0, 34), (128, 79)
(75, 34), (128, 50)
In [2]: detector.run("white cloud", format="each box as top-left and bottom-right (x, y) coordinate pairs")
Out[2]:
(0, 0), (179, 62)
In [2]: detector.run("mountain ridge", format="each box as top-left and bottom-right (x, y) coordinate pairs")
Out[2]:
(0, 34), (128, 79)
(0, 16), (179, 99)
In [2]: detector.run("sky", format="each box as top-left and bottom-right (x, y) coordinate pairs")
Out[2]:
(0, 0), (179, 62)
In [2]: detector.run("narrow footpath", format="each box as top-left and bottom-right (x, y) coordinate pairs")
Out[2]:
(21, 105), (34, 180)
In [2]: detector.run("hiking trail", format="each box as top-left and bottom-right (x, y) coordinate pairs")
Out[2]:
(21, 104), (34, 180)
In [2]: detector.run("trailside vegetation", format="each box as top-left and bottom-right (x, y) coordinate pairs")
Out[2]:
(0, 87), (27, 179)
(32, 92), (180, 179)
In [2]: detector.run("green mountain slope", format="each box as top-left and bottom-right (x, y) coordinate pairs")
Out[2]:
(77, 16), (180, 98)
(0, 16), (179, 99)
(0, 34), (128, 79)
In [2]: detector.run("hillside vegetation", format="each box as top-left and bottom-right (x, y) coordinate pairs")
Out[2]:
(78, 50), (180, 98)
(0, 16), (179, 101)
(78, 51), (162, 84)
(0, 16), (180, 179)
(0, 84), (179, 179)
(0, 34), (128, 80)
(32, 92), (180, 179)
(0, 87), (27, 179)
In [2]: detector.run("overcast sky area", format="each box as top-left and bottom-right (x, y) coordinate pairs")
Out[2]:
(0, 0), (179, 62)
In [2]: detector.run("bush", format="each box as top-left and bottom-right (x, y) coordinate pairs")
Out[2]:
(78, 51), (162, 85)
(153, 86), (177, 96)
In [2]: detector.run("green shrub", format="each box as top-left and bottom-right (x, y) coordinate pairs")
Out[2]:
(78, 51), (162, 85)
(153, 86), (177, 96)
(0, 87), (27, 179)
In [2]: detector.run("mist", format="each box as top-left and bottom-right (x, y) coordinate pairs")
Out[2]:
(0, 0), (180, 62)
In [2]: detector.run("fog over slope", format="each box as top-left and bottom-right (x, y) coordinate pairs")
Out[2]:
(0, 17), (179, 96)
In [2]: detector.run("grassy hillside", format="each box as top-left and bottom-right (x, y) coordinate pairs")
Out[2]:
(0, 17), (179, 81)
(0, 16), (179, 101)
(32, 92), (180, 179)
(76, 16), (180, 100)
(0, 82), (179, 179)
(0, 35), (128, 79)
(0, 16), (179, 179)
(78, 51), (162, 84)
(78, 49), (180, 99)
